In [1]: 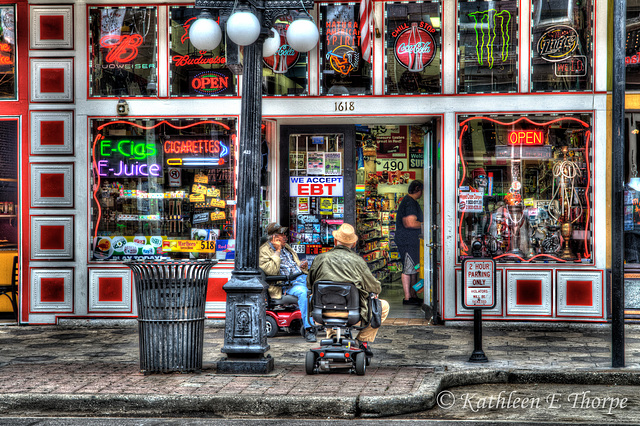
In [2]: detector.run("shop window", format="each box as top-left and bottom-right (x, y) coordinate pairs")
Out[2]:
(625, 113), (640, 264)
(169, 6), (236, 97)
(90, 118), (237, 261)
(458, 0), (518, 94)
(88, 6), (158, 98)
(531, 0), (593, 92)
(262, 11), (310, 96)
(319, 3), (373, 95)
(385, 2), (441, 95)
(627, 0), (640, 91)
(0, 5), (15, 99)
(457, 114), (593, 264)
(0, 119), (17, 249)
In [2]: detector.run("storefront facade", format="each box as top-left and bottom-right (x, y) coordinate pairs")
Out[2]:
(0, 0), (610, 324)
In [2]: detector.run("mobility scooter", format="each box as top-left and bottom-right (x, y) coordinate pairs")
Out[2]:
(263, 271), (305, 338)
(305, 280), (371, 375)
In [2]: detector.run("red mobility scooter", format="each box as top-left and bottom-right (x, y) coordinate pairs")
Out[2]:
(264, 272), (305, 338)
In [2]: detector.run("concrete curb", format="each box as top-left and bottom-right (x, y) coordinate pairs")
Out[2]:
(2, 368), (640, 418)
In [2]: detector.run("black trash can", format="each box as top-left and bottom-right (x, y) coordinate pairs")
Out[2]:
(127, 259), (217, 374)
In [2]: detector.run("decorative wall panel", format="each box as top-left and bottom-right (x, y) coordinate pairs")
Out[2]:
(557, 270), (603, 317)
(30, 5), (73, 49)
(506, 269), (553, 316)
(30, 111), (74, 155)
(88, 268), (132, 312)
(30, 268), (74, 312)
(30, 216), (74, 260)
(30, 163), (74, 208)
(30, 58), (74, 102)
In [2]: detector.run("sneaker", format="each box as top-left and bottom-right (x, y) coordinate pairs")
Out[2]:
(358, 340), (373, 357)
(305, 328), (317, 342)
(410, 297), (423, 305)
(402, 299), (414, 305)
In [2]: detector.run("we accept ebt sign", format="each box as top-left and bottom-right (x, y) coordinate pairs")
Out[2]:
(290, 176), (344, 197)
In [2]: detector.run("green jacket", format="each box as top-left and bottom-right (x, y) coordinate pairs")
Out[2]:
(259, 241), (307, 299)
(306, 244), (381, 321)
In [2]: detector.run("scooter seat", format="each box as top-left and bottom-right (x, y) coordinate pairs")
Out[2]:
(271, 294), (298, 305)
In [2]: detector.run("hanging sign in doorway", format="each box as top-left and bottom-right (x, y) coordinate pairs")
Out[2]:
(290, 176), (344, 197)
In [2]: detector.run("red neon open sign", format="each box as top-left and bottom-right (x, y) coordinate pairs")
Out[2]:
(508, 130), (545, 145)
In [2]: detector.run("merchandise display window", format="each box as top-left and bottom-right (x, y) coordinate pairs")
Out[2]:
(319, 2), (373, 95)
(355, 125), (425, 281)
(457, 0), (518, 94)
(0, 5), (15, 99)
(531, 0), (593, 92)
(287, 132), (346, 260)
(624, 113), (640, 264)
(627, 0), (640, 91)
(457, 114), (593, 264)
(90, 117), (237, 261)
(88, 6), (158, 98)
(385, 1), (441, 95)
(262, 10), (310, 96)
(169, 6), (236, 97)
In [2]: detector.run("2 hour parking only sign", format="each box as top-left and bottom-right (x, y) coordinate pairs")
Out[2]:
(462, 258), (496, 309)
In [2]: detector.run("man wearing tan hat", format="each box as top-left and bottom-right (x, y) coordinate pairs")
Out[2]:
(306, 223), (390, 356)
(259, 222), (316, 342)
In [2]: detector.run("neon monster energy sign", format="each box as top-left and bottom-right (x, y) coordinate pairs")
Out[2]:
(468, 9), (511, 69)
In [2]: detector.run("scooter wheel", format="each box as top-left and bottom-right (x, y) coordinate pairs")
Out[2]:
(355, 352), (366, 375)
(265, 316), (278, 338)
(305, 351), (318, 375)
(366, 356), (371, 366)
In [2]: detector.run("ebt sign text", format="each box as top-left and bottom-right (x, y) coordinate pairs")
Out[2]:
(290, 176), (344, 197)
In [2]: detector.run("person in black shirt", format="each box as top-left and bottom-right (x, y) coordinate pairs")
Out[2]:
(394, 180), (424, 305)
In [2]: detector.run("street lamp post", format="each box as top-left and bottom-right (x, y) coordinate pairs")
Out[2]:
(193, 0), (317, 374)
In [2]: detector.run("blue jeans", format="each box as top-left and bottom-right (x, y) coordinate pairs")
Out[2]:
(284, 274), (312, 330)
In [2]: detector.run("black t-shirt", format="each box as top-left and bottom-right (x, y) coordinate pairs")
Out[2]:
(394, 195), (423, 246)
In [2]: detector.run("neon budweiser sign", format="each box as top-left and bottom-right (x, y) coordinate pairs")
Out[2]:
(468, 9), (511, 69)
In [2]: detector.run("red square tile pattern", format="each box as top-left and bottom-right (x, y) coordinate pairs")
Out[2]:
(98, 277), (123, 302)
(40, 277), (65, 302)
(40, 225), (65, 250)
(40, 121), (65, 146)
(40, 68), (65, 93)
(39, 15), (65, 41)
(515, 279), (542, 305)
(40, 173), (65, 198)
(566, 280), (593, 306)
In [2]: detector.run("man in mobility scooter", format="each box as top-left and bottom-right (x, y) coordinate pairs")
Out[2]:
(259, 222), (317, 342)
(305, 223), (390, 375)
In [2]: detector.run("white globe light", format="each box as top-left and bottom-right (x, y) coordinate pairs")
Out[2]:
(189, 16), (222, 51)
(263, 28), (281, 57)
(226, 11), (261, 46)
(286, 19), (319, 53)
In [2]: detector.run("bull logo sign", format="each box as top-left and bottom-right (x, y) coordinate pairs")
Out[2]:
(469, 9), (511, 69)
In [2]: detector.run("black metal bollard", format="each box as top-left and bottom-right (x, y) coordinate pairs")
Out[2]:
(127, 259), (217, 374)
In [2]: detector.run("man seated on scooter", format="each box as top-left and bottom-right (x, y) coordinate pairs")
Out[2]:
(306, 223), (390, 356)
(259, 222), (316, 342)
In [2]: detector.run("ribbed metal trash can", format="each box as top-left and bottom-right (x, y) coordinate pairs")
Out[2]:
(127, 259), (217, 374)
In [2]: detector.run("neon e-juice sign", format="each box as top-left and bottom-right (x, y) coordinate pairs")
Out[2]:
(97, 139), (162, 177)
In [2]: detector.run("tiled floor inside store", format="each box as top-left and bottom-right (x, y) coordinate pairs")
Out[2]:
(380, 279), (429, 320)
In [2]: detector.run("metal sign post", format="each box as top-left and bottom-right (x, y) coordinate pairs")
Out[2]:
(462, 258), (496, 363)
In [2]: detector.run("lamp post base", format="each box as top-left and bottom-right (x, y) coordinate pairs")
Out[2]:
(217, 354), (274, 374)
(468, 350), (489, 363)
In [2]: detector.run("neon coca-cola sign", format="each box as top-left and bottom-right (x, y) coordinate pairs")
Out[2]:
(263, 15), (300, 74)
(393, 22), (437, 71)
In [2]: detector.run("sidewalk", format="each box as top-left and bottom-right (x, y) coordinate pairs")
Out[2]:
(0, 319), (639, 418)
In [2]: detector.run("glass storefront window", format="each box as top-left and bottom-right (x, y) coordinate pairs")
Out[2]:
(262, 11), (310, 96)
(320, 3), (373, 95)
(625, 113), (640, 263)
(458, 0), (518, 94)
(0, 5), (16, 99)
(288, 132), (345, 258)
(169, 6), (236, 97)
(385, 2), (441, 95)
(627, 0), (640, 90)
(90, 118), (237, 261)
(531, 0), (593, 92)
(457, 114), (593, 264)
(89, 6), (158, 97)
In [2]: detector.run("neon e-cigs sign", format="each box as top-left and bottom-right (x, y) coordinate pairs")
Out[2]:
(97, 139), (161, 177)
